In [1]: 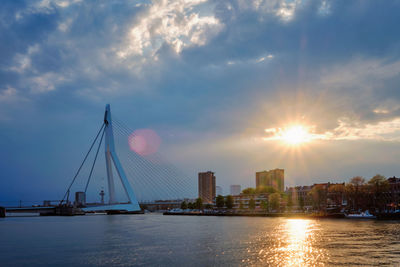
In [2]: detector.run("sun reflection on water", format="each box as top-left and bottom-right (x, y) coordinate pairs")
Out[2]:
(248, 219), (328, 266)
(280, 219), (316, 266)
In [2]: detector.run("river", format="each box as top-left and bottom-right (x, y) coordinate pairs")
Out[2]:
(1, 214), (400, 266)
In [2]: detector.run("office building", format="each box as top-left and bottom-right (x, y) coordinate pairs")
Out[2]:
(198, 171), (216, 204)
(256, 169), (284, 192)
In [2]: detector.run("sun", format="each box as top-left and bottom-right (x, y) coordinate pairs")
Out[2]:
(280, 125), (312, 145)
(263, 124), (323, 146)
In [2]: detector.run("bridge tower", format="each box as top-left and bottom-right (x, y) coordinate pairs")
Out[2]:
(83, 104), (141, 212)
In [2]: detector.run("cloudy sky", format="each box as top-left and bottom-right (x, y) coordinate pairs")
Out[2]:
(1, 0), (400, 202)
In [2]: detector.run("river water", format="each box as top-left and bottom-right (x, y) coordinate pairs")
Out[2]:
(1, 214), (400, 266)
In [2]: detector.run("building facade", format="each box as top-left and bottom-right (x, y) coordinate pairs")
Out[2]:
(230, 185), (241, 196)
(286, 182), (346, 210)
(198, 171), (216, 204)
(377, 176), (400, 211)
(232, 193), (286, 211)
(256, 169), (284, 192)
(233, 194), (268, 210)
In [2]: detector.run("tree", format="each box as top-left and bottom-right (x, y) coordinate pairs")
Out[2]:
(225, 195), (234, 209)
(216, 195), (225, 209)
(350, 176), (366, 187)
(242, 187), (256, 195)
(269, 193), (280, 212)
(308, 185), (326, 210)
(255, 186), (277, 194)
(348, 176), (366, 210)
(299, 196), (304, 211)
(368, 174), (389, 211)
(180, 201), (187, 210)
(195, 198), (203, 210)
(368, 174), (389, 194)
(345, 183), (355, 209)
(248, 198), (256, 210)
(260, 200), (268, 212)
(188, 202), (194, 209)
(287, 194), (293, 211)
(328, 184), (345, 206)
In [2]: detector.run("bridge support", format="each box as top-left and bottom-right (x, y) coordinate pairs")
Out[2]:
(83, 104), (141, 213)
(104, 105), (117, 204)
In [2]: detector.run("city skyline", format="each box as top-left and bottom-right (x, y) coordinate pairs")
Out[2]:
(1, 1), (400, 202)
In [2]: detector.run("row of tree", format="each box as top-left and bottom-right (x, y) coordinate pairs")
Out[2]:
(236, 192), (282, 211)
(308, 174), (391, 211)
(241, 186), (278, 195)
(180, 196), (235, 210)
(180, 198), (204, 210)
(239, 186), (284, 211)
(215, 195), (234, 209)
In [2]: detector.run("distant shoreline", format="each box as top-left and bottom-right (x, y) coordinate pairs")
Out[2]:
(163, 211), (345, 219)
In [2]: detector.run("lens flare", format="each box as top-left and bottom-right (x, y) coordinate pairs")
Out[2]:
(128, 129), (161, 156)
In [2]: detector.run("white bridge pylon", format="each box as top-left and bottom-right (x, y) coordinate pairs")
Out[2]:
(83, 104), (141, 212)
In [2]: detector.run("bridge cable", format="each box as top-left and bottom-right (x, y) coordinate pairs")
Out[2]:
(59, 123), (105, 205)
(112, 119), (193, 199)
(112, 125), (176, 200)
(84, 126), (106, 193)
(112, 123), (177, 200)
(113, 118), (194, 196)
(112, 120), (194, 200)
(112, 123), (183, 199)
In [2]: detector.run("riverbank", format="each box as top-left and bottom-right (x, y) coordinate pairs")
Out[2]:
(163, 211), (400, 220)
(163, 211), (345, 219)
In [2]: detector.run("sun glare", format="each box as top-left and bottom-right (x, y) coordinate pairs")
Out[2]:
(264, 124), (322, 146)
(281, 125), (312, 145)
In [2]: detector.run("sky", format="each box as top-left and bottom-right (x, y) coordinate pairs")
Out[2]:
(1, 0), (400, 202)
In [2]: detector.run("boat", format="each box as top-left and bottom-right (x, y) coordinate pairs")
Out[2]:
(345, 210), (376, 219)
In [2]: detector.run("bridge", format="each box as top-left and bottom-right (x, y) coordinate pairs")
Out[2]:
(1, 105), (195, 217)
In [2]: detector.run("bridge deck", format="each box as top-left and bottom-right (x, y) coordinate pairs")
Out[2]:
(4, 206), (55, 213)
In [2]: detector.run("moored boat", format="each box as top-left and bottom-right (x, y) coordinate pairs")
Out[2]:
(345, 210), (376, 219)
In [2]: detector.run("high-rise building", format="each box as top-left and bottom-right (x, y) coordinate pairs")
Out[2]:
(230, 185), (241, 196)
(256, 169), (284, 192)
(198, 171), (216, 204)
(216, 186), (223, 196)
